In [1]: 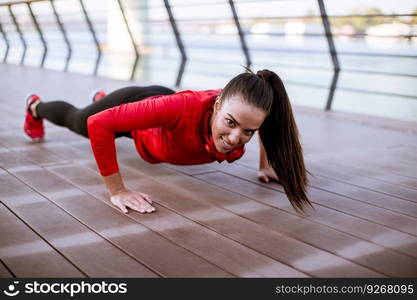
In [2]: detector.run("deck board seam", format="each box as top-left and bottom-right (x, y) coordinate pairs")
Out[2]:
(160, 175), (398, 276)
(42, 167), (239, 278)
(117, 162), (391, 277)
(205, 168), (417, 238)
(189, 171), (417, 261)
(0, 258), (16, 278)
(1, 164), (164, 277)
(59, 139), (417, 259)
(60, 160), (315, 277)
(0, 199), (89, 277)
(35, 143), (315, 277)
(312, 159), (417, 191)
(237, 160), (417, 205)
(231, 162), (417, 220)
(307, 183), (417, 218)
(186, 176), (417, 276)
(313, 173), (417, 205)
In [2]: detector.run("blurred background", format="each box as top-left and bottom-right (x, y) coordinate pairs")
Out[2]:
(0, 0), (416, 121)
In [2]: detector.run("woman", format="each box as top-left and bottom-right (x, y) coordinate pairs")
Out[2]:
(24, 69), (311, 214)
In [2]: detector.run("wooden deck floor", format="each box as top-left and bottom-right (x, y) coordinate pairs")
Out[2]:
(1, 64), (417, 278)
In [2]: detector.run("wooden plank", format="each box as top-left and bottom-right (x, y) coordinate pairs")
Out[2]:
(36, 142), (381, 276)
(0, 201), (84, 277)
(61, 139), (417, 273)
(0, 169), (158, 278)
(212, 162), (417, 237)
(47, 163), (308, 278)
(308, 174), (417, 218)
(0, 260), (13, 278)
(3, 63), (417, 278)
(0, 150), (232, 277)
(0, 137), (70, 167)
(194, 171), (417, 277)
(0, 134), (41, 150)
(384, 146), (417, 167)
(293, 105), (417, 135)
(314, 152), (417, 180)
(33, 142), (309, 277)
(304, 144), (417, 191)
(206, 163), (417, 259)
(312, 159), (417, 190)
(238, 132), (417, 199)
(124, 156), (417, 277)
(308, 162), (417, 204)
(167, 161), (417, 218)
(162, 163), (218, 176)
(388, 145), (417, 161)
(0, 63), (158, 112)
(112, 159), (383, 277)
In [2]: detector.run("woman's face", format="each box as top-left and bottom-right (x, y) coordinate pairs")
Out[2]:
(210, 95), (267, 153)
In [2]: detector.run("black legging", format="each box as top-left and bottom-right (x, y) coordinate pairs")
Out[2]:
(36, 85), (176, 138)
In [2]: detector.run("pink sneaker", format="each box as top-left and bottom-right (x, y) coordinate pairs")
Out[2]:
(23, 94), (44, 141)
(91, 90), (106, 103)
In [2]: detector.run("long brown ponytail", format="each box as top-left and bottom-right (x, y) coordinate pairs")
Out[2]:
(220, 68), (312, 213)
(257, 69), (311, 213)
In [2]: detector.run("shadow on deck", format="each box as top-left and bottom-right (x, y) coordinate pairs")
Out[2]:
(1, 63), (417, 278)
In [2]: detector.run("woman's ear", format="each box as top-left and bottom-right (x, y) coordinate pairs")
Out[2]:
(214, 97), (222, 112)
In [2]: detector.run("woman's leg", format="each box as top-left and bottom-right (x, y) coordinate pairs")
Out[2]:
(36, 85), (176, 138)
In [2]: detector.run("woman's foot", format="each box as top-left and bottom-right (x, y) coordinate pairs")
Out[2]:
(91, 90), (106, 103)
(23, 94), (45, 141)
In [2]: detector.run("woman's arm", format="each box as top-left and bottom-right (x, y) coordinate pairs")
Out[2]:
(103, 171), (126, 195)
(87, 94), (185, 214)
(103, 172), (155, 214)
(88, 115), (155, 213)
(87, 94), (185, 176)
(258, 133), (280, 183)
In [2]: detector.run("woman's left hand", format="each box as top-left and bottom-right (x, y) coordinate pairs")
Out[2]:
(258, 165), (280, 184)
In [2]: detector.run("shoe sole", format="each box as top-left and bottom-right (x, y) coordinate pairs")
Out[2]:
(90, 90), (106, 103)
(25, 93), (40, 113)
(24, 93), (44, 142)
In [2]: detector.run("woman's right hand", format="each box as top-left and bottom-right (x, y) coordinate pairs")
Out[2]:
(110, 188), (156, 214)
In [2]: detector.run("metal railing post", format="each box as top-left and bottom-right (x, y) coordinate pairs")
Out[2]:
(49, 0), (72, 72)
(318, 0), (340, 111)
(117, 0), (140, 81)
(0, 20), (10, 62)
(78, 0), (101, 76)
(27, 2), (48, 67)
(8, 4), (27, 65)
(163, 0), (187, 87)
(228, 0), (251, 69)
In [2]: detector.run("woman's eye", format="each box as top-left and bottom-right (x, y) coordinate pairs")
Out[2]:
(226, 119), (234, 126)
(245, 130), (255, 136)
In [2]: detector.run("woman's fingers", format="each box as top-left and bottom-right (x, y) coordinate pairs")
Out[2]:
(258, 171), (269, 183)
(269, 176), (281, 184)
(126, 200), (145, 213)
(258, 169), (281, 184)
(127, 196), (155, 214)
(110, 190), (156, 214)
(112, 198), (129, 214)
(121, 206), (129, 214)
(140, 193), (153, 204)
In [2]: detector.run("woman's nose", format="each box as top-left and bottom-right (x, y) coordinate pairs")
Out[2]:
(228, 130), (242, 145)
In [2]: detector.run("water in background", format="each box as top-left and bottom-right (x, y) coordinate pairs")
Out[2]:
(0, 1), (416, 122)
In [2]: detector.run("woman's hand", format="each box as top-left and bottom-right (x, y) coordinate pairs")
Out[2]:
(258, 133), (280, 184)
(258, 165), (281, 184)
(110, 188), (156, 214)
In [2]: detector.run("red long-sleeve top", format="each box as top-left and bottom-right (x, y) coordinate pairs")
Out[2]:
(87, 89), (242, 176)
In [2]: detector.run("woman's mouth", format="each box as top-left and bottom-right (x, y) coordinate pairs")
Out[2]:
(221, 137), (234, 151)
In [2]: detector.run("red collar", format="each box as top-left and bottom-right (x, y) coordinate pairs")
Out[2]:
(200, 101), (245, 163)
